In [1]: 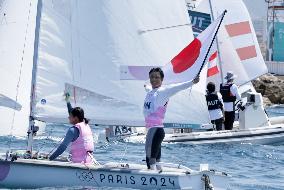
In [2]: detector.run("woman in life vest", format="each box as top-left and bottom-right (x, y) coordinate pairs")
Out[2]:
(144, 67), (199, 170)
(205, 82), (224, 130)
(49, 93), (94, 163)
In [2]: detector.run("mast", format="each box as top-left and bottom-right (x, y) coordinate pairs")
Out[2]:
(208, 0), (224, 84)
(197, 10), (227, 76)
(27, 0), (42, 153)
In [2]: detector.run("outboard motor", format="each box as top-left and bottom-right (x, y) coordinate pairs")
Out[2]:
(239, 92), (270, 129)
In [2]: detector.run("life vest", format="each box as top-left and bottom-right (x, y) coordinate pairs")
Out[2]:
(205, 92), (223, 110)
(70, 122), (94, 163)
(219, 84), (236, 102)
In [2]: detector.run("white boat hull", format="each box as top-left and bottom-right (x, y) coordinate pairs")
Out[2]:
(0, 159), (230, 189)
(108, 124), (284, 145)
(164, 125), (284, 145)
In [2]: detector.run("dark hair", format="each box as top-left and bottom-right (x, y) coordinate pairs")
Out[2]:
(149, 67), (164, 80)
(227, 78), (234, 83)
(71, 107), (89, 124)
(207, 82), (216, 93)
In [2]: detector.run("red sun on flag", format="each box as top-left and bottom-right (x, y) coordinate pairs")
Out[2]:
(171, 38), (202, 74)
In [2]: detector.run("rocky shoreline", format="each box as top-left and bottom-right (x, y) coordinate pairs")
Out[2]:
(252, 74), (284, 106)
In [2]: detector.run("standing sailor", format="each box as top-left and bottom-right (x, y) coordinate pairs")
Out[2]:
(220, 71), (242, 130)
(206, 82), (224, 131)
(49, 93), (95, 164)
(144, 67), (199, 170)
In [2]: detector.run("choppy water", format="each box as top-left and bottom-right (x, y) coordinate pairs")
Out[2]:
(0, 107), (284, 190)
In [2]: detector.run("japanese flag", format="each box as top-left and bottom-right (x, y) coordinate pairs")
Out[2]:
(162, 12), (224, 84)
(120, 11), (226, 83)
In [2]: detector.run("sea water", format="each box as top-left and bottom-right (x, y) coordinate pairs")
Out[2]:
(0, 107), (283, 190)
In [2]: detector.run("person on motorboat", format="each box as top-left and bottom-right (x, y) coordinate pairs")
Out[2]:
(144, 67), (199, 170)
(206, 82), (224, 131)
(49, 93), (95, 164)
(220, 71), (242, 130)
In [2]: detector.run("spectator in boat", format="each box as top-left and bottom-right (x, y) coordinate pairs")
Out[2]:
(206, 82), (224, 131)
(49, 93), (95, 164)
(144, 67), (199, 170)
(220, 71), (242, 130)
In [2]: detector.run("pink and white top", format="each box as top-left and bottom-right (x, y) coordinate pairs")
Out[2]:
(143, 81), (194, 128)
(71, 122), (94, 163)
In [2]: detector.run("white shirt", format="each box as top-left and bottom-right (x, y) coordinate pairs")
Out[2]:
(143, 81), (193, 128)
(223, 83), (242, 112)
(208, 92), (224, 121)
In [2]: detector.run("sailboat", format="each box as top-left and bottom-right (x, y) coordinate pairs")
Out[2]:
(163, 0), (284, 144)
(0, 0), (230, 189)
(109, 0), (284, 145)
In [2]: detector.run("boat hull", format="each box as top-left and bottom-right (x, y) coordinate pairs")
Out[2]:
(164, 125), (284, 145)
(0, 159), (229, 189)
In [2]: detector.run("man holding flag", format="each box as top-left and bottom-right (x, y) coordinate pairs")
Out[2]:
(143, 11), (227, 170)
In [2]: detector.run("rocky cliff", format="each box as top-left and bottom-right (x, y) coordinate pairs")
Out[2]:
(252, 74), (284, 106)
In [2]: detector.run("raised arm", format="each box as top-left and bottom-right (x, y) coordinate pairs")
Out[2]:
(158, 76), (200, 103)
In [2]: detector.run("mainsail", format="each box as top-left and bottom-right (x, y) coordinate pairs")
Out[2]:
(32, 0), (210, 127)
(0, 0), (37, 136)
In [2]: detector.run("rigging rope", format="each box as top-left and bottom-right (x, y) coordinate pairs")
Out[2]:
(119, 136), (129, 163)
(8, 0), (33, 150)
(138, 23), (191, 34)
(35, 125), (64, 156)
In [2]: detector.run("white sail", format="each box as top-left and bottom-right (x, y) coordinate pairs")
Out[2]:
(210, 0), (268, 84)
(0, 0), (37, 136)
(185, 0), (204, 11)
(189, 0), (267, 86)
(33, 0), (210, 127)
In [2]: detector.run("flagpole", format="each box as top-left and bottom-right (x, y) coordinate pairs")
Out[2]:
(208, 0), (224, 84)
(197, 10), (227, 77)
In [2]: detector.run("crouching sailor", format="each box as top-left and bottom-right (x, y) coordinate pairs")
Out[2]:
(144, 68), (199, 170)
(49, 93), (95, 164)
(206, 82), (224, 131)
(220, 71), (242, 130)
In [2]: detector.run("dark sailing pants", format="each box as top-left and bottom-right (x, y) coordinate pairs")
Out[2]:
(145, 127), (165, 169)
(224, 111), (235, 130)
(211, 117), (224, 131)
